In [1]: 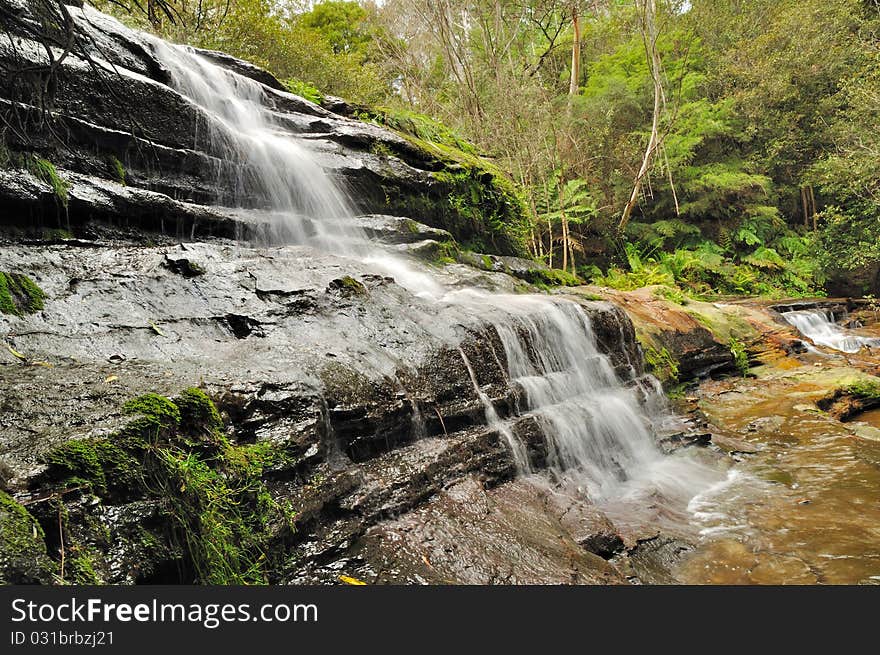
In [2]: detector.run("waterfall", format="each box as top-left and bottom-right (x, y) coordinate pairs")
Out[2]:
(782, 309), (880, 354)
(450, 291), (664, 497)
(148, 39), (364, 251)
(148, 39), (680, 500)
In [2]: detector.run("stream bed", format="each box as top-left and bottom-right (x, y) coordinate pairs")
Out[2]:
(675, 344), (880, 584)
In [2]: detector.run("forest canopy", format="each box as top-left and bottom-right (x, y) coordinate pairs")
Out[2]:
(83, 0), (880, 297)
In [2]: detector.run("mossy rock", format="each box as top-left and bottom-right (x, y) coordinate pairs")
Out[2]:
(41, 438), (140, 499)
(642, 343), (680, 386)
(521, 268), (582, 289)
(175, 388), (224, 443)
(352, 106), (530, 257)
(0, 491), (56, 584)
(817, 377), (880, 421)
(327, 276), (367, 298)
(0, 272), (46, 316)
(33, 388), (292, 585)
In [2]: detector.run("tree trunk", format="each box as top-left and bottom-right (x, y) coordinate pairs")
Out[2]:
(809, 185), (817, 231)
(801, 186), (809, 228)
(618, 0), (661, 233)
(147, 0), (161, 29)
(569, 7), (582, 96)
(559, 181), (569, 272)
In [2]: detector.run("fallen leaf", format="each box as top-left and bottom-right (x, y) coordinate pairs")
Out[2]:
(338, 575), (367, 586)
(104, 375), (118, 383)
(149, 321), (165, 336)
(6, 344), (26, 360)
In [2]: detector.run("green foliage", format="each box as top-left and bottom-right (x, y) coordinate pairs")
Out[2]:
(729, 338), (750, 376)
(0, 272), (46, 316)
(27, 156), (70, 207)
(593, 228), (822, 298)
(298, 1), (372, 56)
(110, 157), (126, 185)
(284, 79), (323, 105)
(653, 285), (688, 305)
(90, 0), (880, 297)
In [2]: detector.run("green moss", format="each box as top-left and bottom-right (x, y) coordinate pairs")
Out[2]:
(120, 393), (182, 446)
(329, 275), (367, 297)
(28, 156), (70, 207)
(357, 106), (479, 155)
(729, 338), (750, 376)
(109, 156), (126, 185)
(526, 268), (582, 288)
(642, 344), (680, 385)
(432, 167), (530, 256)
(42, 439), (138, 497)
(175, 388), (224, 440)
(37, 389), (294, 585)
(841, 378), (880, 399)
(0, 271), (46, 316)
(481, 254), (494, 270)
(43, 441), (106, 491)
(0, 490), (55, 584)
(66, 546), (102, 585)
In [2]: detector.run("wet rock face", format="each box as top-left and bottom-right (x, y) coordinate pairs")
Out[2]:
(0, 234), (651, 584)
(334, 476), (627, 585)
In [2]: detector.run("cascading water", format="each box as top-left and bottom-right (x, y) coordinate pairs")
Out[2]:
(149, 39), (364, 251)
(782, 309), (880, 354)
(148, 38), (708, 503)
(451, 291), (664, 498)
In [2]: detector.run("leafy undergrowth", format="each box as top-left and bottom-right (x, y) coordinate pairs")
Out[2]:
(285, 78), (324, 105)
(589, 224), (823, 299)
(32, 389), (295, 585)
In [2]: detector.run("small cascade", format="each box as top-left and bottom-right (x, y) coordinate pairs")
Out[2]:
(452, 292), (665, 498)
(782, 309), (880, 354)
(459, 347), (532, 474)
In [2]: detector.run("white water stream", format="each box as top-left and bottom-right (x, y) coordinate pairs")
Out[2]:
(782, 309), (880, 354)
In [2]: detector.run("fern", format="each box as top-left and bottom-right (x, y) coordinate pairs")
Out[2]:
(742, 246), (785, 270)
